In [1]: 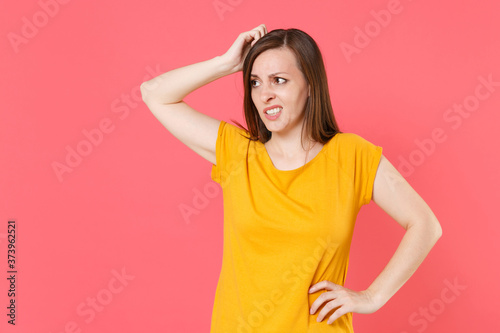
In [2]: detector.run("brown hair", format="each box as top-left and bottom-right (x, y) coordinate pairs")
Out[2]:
(230, 28), (341, 149)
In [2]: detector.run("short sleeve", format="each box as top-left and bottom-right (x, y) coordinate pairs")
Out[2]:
(334, 133), (383, 207)
(210, 120), (250, 184)
(210, 121), (226, 184)
(352, 134), (383, 206)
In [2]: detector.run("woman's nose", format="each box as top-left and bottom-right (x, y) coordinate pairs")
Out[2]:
(260, 83), (275, 102)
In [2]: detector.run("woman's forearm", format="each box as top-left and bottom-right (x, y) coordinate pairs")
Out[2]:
(366, 216), (442, 307)
(140, 55), (235, 105)
(141, 25), (266, 105)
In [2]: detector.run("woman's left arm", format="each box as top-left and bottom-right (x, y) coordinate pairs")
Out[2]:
(309, 154), (442, 324)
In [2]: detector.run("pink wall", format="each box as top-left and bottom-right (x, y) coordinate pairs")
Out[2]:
(1, 0), (498, 332)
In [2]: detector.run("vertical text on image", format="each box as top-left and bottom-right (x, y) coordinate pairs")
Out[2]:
(6, 220), (17, 325)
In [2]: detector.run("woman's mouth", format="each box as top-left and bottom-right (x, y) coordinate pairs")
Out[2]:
(264, 106), (283, 120)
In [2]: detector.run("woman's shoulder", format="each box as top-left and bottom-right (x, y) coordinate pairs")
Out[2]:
(220, 120), (252, 138)
(325, 132), (383, 183)
(327, 131), (382, 162)
(330, 132), (375, 148)
(215, 120), (254, 156)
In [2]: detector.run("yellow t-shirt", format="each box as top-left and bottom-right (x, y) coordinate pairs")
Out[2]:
(210, 120), (383, 332)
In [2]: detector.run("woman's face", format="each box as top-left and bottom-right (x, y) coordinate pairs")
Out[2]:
(250, 47), (310, 136)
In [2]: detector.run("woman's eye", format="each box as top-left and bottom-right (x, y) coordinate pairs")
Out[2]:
(251, 80), (260, 87)
(275, 77), (286, 84)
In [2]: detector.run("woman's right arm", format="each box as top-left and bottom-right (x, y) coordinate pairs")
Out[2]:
(140, 24), (268, 165)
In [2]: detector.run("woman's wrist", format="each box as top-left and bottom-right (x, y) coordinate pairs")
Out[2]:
(364, 286), (390, 310)
(214, 54), (240, 76)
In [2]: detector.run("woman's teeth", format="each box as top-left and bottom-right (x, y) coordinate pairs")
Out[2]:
(266, 107), (282, 115)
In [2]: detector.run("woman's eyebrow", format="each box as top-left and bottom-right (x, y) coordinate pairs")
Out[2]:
(250, 72), (289, 78)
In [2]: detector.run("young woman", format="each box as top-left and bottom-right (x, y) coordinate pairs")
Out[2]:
(141, 24), (442, 332)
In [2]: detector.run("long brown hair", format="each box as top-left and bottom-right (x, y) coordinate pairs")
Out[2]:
(231, 28), (341, 149)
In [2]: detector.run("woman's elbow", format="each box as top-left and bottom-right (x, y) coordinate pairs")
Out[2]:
(140, 81), (153, 103)
(428, 215), (443, 243)
(409, 214), (442, 244)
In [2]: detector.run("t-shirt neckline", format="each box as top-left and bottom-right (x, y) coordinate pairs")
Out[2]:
(261, 138), (332, 172)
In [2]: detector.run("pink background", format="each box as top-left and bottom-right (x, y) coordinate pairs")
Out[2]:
(1, 0), (499, 332)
